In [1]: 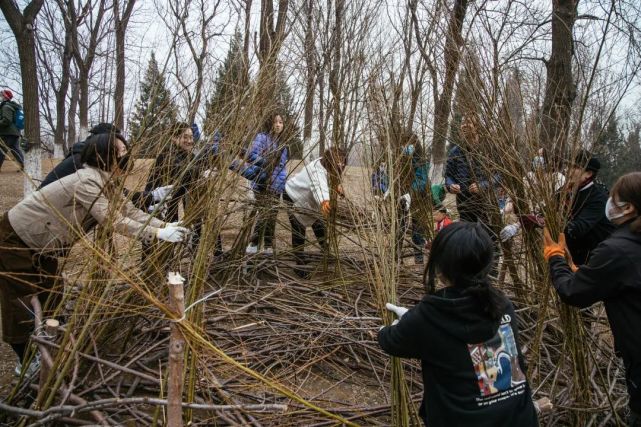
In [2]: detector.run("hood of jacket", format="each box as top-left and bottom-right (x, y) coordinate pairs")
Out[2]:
(423, 287), (501, 344)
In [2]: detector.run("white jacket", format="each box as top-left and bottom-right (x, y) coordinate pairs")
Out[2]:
(285, 158), (330, 227)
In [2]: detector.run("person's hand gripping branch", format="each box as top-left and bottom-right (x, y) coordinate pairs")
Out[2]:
(157, 224), (191, 243)
(385, 302), (409, 326)
(543, 227), (578, 272)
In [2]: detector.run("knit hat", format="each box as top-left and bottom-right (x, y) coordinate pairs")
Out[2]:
(1, 89), (13, 100)
(573, 149), (601, 172)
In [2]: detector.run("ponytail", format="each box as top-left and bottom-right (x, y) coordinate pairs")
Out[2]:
(423, 222), (506, 320)
(461, 279), (506, 321)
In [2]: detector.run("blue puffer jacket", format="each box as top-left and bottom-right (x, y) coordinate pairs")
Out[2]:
(239, 132), (288, 194)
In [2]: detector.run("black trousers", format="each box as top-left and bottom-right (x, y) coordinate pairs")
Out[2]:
(283, 193), (327, 264)
(250, 191), (281, 248)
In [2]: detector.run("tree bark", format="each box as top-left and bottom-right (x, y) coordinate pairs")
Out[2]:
(167, 273), (186, 427)
(540, 0), (578, 168)
(114, 0), (136, 130)
(303, 0), (315, 150)
(423, 0), (469, 183)
(330, 0), (344, 150)
(67, 78), (79, 150)
(0, 0), (45, 195)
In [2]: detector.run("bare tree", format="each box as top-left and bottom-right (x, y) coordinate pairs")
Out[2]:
(113, 0), (136, 130)
(58, 0), (109, 137)
(411, 0), (469, 183)
(0, 0), (45, 194)
(539, 0), (579, 167)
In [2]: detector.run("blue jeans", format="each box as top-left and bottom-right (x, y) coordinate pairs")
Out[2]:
(0, 135), (24, 169)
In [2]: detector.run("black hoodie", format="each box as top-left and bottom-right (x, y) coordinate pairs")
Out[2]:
(378, 288), (537, 427)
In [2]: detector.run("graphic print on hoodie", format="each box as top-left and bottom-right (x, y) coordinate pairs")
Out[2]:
(378, 287), (537, 427)
(467, 314), (527, 403)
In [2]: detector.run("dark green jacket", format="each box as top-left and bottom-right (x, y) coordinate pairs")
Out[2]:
(0, 100), (21, 136)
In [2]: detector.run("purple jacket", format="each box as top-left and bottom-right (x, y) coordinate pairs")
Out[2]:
(244, 132), (288, 194)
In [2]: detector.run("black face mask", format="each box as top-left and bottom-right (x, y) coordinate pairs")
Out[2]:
(117, 154), (132, 172)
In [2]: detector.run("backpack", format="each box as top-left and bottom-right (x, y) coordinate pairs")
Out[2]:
(0, 101), (24, 131)
(14, 106), (24, 130)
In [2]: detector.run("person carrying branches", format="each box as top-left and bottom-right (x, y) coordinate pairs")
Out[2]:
(379, 222), (538, 426)
(544, 171), (641, 426)
(283, 146), (347, 278)
(0, 133), (189, 376)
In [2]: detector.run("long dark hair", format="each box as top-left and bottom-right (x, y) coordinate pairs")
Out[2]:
(262, 112), (283, 136)
(423, 222), (506, 320)
(81, 133), (121, 171)
(611, 171), (641, 233)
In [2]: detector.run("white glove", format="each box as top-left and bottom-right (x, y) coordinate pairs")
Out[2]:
(156, 225), (190, 243)
(400, 193), (411, 209)
(202, 168), (218, 178)
(500, 223), (520, 242)
(385, 302), (409, 319)
(151, 185), (174, 202)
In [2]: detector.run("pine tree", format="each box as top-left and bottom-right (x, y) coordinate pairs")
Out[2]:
(618, 123), (641, 178)
(591, 115), (625, 188)
(204, 31), (249, 135)
(129, 52), (177, 156)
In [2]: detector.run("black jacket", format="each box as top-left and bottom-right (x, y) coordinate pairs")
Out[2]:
(565, 182), (615, 264)
(549, 222), (641, 413)
(145, 147), (194, 222)
(378, 288), (537, 427)
(39, 139), (151, 208)
(39, 141), (86, 189)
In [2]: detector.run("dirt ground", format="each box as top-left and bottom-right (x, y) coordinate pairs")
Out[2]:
(0, 155), (401, 413)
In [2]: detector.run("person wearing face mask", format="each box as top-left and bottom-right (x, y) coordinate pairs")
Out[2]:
(543, 171), (641, 426)
(38, 123), (174, 210)
(560, 149), (615, 265)
(0, 133), (189, 375)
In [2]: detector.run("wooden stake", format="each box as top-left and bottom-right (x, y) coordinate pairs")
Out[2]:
(167, 272), (186, 427)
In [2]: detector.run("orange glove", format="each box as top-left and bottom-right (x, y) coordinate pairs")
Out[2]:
(543, 227), (566, 261)
(321, 200), (331, 217)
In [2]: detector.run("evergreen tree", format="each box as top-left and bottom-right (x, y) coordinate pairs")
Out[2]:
(128, 52), (177, 156)
(619, 123), (641, 177)
(591, 115), (625, 187)
(204, 31), (249, 134)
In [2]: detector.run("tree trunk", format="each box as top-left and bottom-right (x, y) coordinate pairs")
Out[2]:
(54, 31), (73, 149)
(114, 0), (137, 130)
(330, 0), (344, 150)
(540, 0), (578, 168)
(303, 0), (315, 151)
(0, 0), (45, 195)
(429, 0), (468, 183)
(78, 68), (90, 139)
(67, 78), (80, 151)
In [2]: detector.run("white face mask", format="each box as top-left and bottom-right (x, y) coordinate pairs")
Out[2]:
(605, 197), (628, 221)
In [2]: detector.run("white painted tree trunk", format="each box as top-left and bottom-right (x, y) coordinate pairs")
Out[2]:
(53, 143), (65, 159)
(23, 146), (41, 197)
(430, 160), (445, 185)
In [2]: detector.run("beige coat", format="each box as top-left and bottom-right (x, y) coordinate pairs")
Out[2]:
(8, 166), (165, 254)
